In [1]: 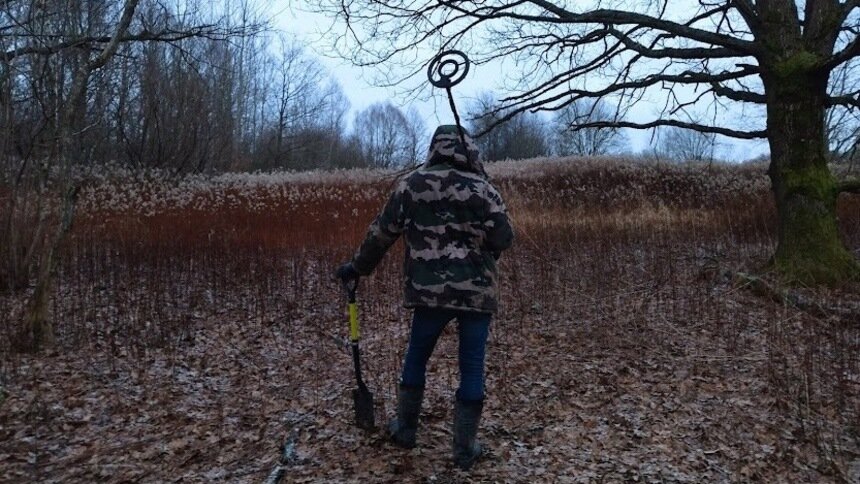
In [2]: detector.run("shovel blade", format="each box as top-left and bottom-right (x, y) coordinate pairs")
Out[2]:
(353, 387), (375, 430)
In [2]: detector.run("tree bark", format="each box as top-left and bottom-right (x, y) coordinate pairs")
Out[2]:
(763, 63), (859, 285)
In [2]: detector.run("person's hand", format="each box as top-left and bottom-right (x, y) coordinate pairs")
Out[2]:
(335, 262), (360, 283)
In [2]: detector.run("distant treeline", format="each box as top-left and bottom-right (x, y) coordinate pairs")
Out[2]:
(0, 0), (433, 175)
(1, 1), (856, 176)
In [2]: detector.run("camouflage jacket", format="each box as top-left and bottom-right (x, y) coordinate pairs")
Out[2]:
(352, 126), (514, 313)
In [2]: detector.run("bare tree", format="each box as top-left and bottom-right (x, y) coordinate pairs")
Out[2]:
(466, 92), (509, 162)
(468, 92), (550, 161)
(404, 106), (428, 164)
(0, 0), (262, 349)
(0, 0), (351, 176)
(257, 37), (346, 170)
(20, 0), (143, 350)
(284, 85), (356, 170)
(353, 101), (420, 168)
(312, 0), (860, 283)
(552, 100), (625, 156)
(654, 126), (718, 163)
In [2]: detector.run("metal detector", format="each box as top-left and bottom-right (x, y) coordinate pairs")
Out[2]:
(427, 50), (473, 159)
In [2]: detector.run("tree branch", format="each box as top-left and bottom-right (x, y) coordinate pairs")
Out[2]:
(61, 0), (141, 149)
(524, 0), (761, 54)
(710, 82), (767, 103)
(436, 0), (760, 54)
(839, 0), (860, 24)
(821, 35), (860, 71)
(496, 67), (759, 117)
(828, 94), (860, 107)
(88, 0), (141, 71)
(606, 27), (741, 59)
(804, 0), (845, 47)
(2, 25), (254, 62)
(731, 0), (762, 32)
(570, 119), (767, 139)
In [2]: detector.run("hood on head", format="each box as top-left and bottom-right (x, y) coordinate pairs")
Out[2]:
(424, 125), (486, 177)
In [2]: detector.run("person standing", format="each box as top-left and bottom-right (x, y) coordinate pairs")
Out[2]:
(336, 125), (513, 470)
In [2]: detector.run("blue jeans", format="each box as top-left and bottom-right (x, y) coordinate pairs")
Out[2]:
(400, 307), (491, 402)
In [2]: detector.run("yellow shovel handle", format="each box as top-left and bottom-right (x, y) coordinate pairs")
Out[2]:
(348, 303), (359, 342)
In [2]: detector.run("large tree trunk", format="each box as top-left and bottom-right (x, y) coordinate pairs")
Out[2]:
(764, 65), (859, 285)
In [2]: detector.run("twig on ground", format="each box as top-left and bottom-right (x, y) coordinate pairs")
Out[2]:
(264, 428), (301, 484)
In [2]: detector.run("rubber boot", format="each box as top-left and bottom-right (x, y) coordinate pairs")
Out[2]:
(388, 384), (424, 448)
(452, 396), (483, 470)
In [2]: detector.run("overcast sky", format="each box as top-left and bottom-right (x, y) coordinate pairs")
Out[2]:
(272, 4), (771, 161)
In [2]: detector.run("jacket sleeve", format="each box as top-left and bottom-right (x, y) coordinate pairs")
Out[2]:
(352, 179), (408, 275)
(483, 183), (514, 256)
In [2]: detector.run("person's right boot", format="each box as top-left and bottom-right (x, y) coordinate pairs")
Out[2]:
(452, 395), (484, 470)
(388, 384), (424, 448)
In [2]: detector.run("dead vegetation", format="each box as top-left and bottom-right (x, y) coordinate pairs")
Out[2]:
(0, 159), (858, 482)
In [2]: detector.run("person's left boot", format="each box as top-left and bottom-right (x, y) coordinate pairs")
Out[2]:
(452, 396), (484, 470)
(388, 384), (424, 448)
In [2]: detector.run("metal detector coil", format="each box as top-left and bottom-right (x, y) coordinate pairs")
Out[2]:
(427, 50), (473, 162)
(427, 50), (470, 89)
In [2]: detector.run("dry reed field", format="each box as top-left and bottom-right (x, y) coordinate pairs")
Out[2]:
(1, 157), (859, 483)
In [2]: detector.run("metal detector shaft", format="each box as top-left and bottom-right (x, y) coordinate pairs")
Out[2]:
(445, 86), (471, 162)
(428, 50), (473, 161)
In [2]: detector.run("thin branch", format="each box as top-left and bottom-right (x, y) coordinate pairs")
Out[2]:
(524, 0), (761, 54)
(435, 0), (760, 54)
(2, 25), (256, 62)
(571, 119), (767, 139)
(606, 27), (741, 59)
(494, 67), (759, 119)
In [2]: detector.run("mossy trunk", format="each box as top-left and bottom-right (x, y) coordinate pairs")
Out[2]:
(763, 66), (859, 285)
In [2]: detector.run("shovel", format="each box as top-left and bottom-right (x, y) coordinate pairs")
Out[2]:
(341, 277), (376, 431)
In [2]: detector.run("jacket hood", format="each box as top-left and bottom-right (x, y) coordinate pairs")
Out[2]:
(424, 125), (486, 177)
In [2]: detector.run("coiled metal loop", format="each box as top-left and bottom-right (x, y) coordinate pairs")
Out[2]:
(427, 50), (470, 89)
